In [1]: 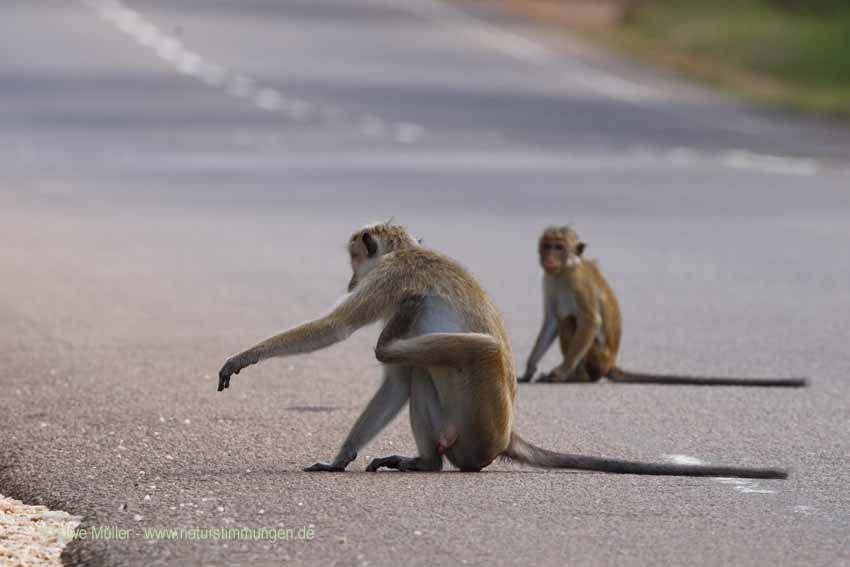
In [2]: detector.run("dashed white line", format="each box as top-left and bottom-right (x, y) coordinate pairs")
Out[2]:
(80, 0), (425, 144)
(394, 122), (426, 144)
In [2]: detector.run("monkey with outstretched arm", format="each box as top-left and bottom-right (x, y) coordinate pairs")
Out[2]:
(519, 225), (807, 387)
(219, 221), (788, 478)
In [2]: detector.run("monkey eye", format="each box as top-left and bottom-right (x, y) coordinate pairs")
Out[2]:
(542, 243), (565, 251)
(553, 244), (565, 251)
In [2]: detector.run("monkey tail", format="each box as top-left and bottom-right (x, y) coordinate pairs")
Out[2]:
(503, 431), (787, 479)
(608, 367), (807, 388)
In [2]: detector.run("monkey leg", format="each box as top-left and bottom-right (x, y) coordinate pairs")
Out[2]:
(541, 316), (601, 382)
(304, 366), (411, 472)
(367, 370), (446, 473)
(375, 332), (500, 368)
(583, 342), (615, 381)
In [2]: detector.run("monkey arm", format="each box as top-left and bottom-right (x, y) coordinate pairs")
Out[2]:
(547, 274), (602, 379)
(305, 367), (412, 472)
(218, 287), (386, 391)
(519, 312), (559, 382)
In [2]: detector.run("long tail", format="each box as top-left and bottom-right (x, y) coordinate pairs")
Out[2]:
(503, 432), (788, 479)
(608, 367), (807, 388)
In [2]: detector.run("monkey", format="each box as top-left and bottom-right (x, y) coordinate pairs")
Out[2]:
(519, 225), (807, 388)
(217, 221), (788, 478)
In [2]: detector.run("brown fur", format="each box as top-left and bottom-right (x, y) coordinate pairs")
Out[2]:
(217, 223), (789, 478)
(522, 225), (805, 388)
(520, 225), (622, 382)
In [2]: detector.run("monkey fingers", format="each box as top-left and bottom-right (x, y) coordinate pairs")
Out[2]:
(217, 353), (260, 391)
(366, 455), (438, 472)
(217, 361), (239, 391)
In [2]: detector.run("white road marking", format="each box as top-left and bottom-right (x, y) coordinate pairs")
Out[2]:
(722, 149), (819, 176)
(394, 122), (426, 144)
(254, 88), (283, 112)
(80, 0), (425, 144)
(377, 0), (833, 145)
(77, 0), (832, 175)
(666, 454), (777, 494)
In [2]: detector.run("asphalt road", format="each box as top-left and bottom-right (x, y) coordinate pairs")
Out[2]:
(2, 1), (849, 566)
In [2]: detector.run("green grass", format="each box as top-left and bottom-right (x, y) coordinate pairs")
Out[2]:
(607, 0), (850, 118)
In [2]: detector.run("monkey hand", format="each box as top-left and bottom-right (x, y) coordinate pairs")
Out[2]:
(217, 353), (258, 392)
(304, 446), (356, 472)
(540, 364), (592, 383)
(538, 365), (570, 383)
(517, 367), (537, 383)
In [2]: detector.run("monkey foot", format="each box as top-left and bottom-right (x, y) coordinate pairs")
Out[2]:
(366, 455), (439, 472)
(304, 462), (348, 472)
(538, 372), (595, 383)
(537, 372), (565, 383)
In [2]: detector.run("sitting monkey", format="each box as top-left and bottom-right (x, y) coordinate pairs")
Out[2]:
(520, 225), (806, 387)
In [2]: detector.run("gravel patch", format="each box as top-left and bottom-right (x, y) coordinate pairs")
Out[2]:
(0, 494), (81, 566)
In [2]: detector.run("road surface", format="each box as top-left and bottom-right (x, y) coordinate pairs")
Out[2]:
(1, 1), (849, 565)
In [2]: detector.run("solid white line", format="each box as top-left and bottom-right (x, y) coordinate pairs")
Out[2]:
(722, 149), (819, 176)
(376, 0), (662, 103)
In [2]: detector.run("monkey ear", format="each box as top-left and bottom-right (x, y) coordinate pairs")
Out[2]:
(576, 242), (586, 256)
(362, 232), (378, 257)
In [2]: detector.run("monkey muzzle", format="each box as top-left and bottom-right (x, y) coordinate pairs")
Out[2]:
(542, 259), (561, 274)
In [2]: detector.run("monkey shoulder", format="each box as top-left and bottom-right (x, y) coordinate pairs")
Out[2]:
(583, 259), (607, 279)
(373, 247), (476, 298)
(384, 247), (472, 282)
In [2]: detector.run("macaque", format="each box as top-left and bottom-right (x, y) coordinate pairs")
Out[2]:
(520, 226), (806, 387)
(217, 222), (788, 478)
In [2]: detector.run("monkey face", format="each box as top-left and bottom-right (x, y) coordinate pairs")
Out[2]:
(539, 228), (586, 275)
(539, 238), (568, 274)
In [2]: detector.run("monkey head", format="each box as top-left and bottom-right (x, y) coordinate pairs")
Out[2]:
(538, 225), (586, 275)
(347, 221), (419, 291)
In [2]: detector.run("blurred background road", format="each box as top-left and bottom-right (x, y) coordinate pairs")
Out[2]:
(1, 1), (849, 565)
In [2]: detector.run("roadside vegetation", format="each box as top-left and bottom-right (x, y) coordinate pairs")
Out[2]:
(613, 0), (850, 118)
(502, 0), (850, 119)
